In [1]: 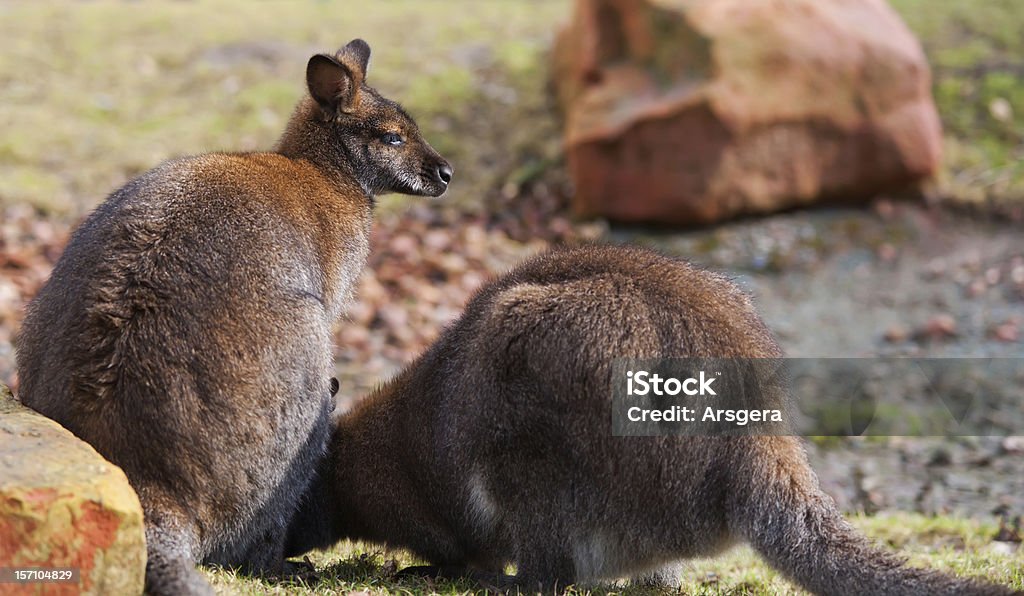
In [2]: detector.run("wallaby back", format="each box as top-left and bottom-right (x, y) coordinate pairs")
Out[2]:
(16, 39), (451, 596)
(288, 245), (1017, 595)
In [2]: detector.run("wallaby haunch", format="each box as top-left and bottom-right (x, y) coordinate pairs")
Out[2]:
(16, 39), (451, 595)
(287, 245), (1017, 595)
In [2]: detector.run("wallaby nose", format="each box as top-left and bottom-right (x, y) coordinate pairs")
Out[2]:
(437, 163), (453, 186)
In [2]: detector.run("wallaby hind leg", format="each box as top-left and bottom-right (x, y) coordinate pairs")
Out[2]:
(144, 522), (212, 596)
(204, 491), (291, 578)
(512, 540), (578, 593)
(214, 523), (288, 578)
(207, 393), (334, 578)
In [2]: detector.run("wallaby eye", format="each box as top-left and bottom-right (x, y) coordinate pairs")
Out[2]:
(380, 132), (404, 146)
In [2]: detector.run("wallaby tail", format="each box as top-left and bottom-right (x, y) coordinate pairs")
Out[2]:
(732, 437), (1019, 596)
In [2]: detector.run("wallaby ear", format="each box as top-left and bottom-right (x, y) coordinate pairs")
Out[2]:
(306, 54), (359, 115)
(335, 39), (370, 86)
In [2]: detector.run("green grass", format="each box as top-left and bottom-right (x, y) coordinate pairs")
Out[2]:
(0, 0), (567, 217)
(890, 0), (1024, 206)
(201, 513), (1022, 595)
(1, 0), (1020, 219)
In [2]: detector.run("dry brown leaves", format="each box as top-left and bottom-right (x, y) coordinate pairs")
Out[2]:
(0, 205), (70, 388)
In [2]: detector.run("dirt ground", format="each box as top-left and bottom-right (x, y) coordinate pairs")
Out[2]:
(611, 200), (1024, 521)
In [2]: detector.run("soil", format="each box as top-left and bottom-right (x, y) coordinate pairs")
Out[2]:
(609, 200), (1024, 521)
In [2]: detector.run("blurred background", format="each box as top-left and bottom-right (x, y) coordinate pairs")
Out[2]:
(0, 0), (1021, 559)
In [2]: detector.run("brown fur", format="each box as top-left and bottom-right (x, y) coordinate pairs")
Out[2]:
(288, 245), (1017, 595)
(16, 39), (450, 595)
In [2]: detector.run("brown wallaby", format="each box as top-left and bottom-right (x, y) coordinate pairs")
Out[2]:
(286, 245), (1018, 595)
(16, 39), (451, 596)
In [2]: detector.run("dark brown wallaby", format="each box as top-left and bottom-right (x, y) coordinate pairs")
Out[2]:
(286, 245), (1018, 595)
(16, 39), (451, 596)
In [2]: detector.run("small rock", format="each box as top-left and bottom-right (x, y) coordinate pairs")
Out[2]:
(924, 258), (947, 279)
(989, 541), (1019, 556)
(966, 278), (988, 298)
(501, 182), (519, 200)
(1000, 436), (1024, 455)
(883, 324), (909, 343)
(952, 269), (973, 286)
(916, 314), (957, 341)
(962, 251), (983, 273)
(873, 198), (896, 219)
(990, 321), (1019, 343)
(462, 225), (488, 251)
(989, 97), (1013, 122)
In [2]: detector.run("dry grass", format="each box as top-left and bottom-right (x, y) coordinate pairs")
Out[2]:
(200, 513), (1023, 595)
(1, 0), (1019, 220)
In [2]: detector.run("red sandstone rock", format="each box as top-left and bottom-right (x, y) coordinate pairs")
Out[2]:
(553, 0), (943, 225)
(0, 384), (146, 595)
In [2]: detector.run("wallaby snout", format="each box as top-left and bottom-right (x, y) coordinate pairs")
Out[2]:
(399, 138), (452, 198)
(437, 162), (454, 186)
(426, 153), (454, 197)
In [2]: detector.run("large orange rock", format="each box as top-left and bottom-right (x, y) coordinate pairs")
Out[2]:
(553, 0), (943, 225)
(0, 384), (145, 595)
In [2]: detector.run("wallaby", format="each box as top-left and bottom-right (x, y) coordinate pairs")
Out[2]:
(16, 39), (451, 596)
(286, 245), (1017, 595)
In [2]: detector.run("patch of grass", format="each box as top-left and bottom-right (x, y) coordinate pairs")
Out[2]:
(4, 0), (1017, 219)
(201, 513), (1022, 595)
(890, 0), (1024, 206)
(0, 0), (567, 219)
(203, 546), (484, 596)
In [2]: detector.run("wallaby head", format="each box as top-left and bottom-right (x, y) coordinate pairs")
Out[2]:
(279, 39), (452, 199)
